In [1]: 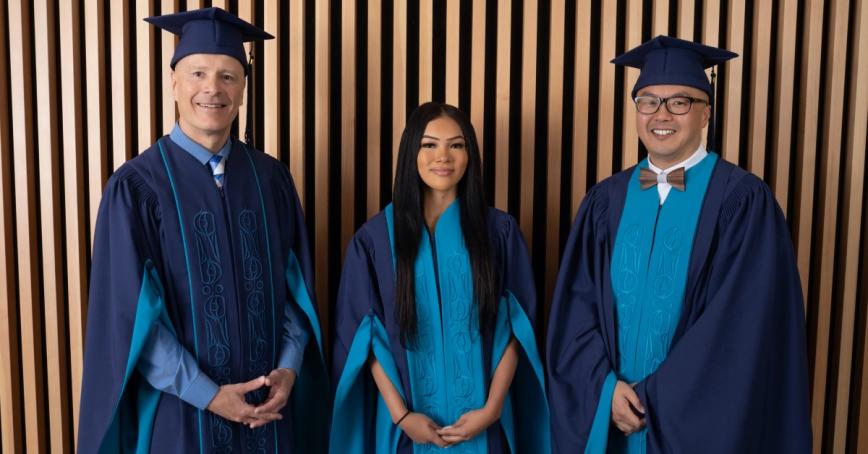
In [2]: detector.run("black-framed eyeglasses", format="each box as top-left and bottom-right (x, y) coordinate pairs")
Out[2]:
(633, 95), (709, 115)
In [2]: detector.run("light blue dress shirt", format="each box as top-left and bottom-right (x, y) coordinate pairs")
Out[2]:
(136, 124), (310, 410)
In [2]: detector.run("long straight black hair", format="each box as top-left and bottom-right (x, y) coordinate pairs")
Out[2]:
(392, 102), (498, 346)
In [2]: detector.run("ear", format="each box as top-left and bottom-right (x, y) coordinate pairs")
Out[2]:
(241, 76), (247, 107)
(171, 70), (178, 102)
(701, 103), (711, 128)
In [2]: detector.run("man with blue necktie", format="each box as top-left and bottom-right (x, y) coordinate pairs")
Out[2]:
(546, 36), (811, 453)
(78, 8), (327, 453)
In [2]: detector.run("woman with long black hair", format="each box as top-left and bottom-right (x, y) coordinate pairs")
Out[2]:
(330, 102), (550, 453)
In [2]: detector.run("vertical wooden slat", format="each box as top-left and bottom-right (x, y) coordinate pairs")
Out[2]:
(571, 0), (592, 213)
(263, 0), (280, 159)
(816, 0), (850, 451)
(0, 2), (23, 451)
(702, 0), (720, 49)
(187, 0), (203, 10)
(419, 0), (433, 104)
(236, 0), (253, 145)
(444, 0), (460, 106)
(622, 0), (642, 169)
(494, 0), (511, 211)
(59, 0), (87, 446)
(702, 0), (720, 150)
(8, 0), (46, 450)
(745, 0), (772, 178)
(367, 0), (382, 217)
(545, 0), (565, 304)
(770, 0), (798, 214)
(469, 0), (485, 154)
(85, 0), (108, 238)
(35, 0), (71, 450)
(721, 0), (744, 163)
(341, 0), (356, 251)
(287, 0), (304, 203)
(519, 0), (537, 246)
(393, 0), (407, 173)
(652, 0), (669, 36)
(798, 0), (827, 446)
(211, 0), (227, 9)
(677, 0), (695, 39)
(834, 0), (868, 448)
(314, 0), (330, 320)
(161, 0), (178, 135)
(136, 1), (157, 149)
(596, 0), (617, 181)
(794, 0), (823, 302)
(110, 1), (132, 169)
(797, 2), (826, 446)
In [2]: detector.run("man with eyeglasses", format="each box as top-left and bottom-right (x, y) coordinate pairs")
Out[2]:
(547, 36), (810, 453)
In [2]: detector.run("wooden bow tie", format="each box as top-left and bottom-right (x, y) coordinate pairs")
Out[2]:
(639, 167), (686, 191)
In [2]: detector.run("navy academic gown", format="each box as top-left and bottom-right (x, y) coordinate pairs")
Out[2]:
(78, 137), (328, 453)
(331, 207), (550, 453)
(546, 158), (811, 453)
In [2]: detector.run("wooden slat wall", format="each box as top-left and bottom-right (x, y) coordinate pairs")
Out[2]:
(0, 1), (866, 452)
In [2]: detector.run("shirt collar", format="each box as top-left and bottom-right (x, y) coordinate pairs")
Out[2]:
(169, 123), (233, 166)
(647, 143), (707, 174)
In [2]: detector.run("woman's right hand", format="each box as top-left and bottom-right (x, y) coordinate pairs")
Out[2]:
(399, 412), (450, 448)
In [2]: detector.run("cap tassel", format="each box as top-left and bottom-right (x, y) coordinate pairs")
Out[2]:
(245, 46), (255, 148)
(707, 67), (716, 151)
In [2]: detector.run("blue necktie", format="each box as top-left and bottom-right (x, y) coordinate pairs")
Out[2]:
(207, 154), (225, 188)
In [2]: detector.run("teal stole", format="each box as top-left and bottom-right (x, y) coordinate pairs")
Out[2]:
(400, 200), (488, 453)
(587, 153), (717, 454)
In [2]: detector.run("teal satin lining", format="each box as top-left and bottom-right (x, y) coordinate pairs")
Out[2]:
(100, 261), (169, 454)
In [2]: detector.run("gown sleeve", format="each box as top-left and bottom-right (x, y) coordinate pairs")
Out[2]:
(272, 162), (329, 453)
(78, 167), (171, 454)
(136, 317), (219, 410)
(546, 185), (619, 454)
(632, 175), (811, 453)
(330, 227), (405, 454)
(491, 213), (552, 454)
(275, 294), (311, 374)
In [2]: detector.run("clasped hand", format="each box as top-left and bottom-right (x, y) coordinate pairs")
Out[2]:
(206, 368), (297, 429)
(611, 380), (646, 435)
(400, 405), (499, 448)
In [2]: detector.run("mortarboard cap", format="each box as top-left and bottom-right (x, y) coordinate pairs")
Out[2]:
(144, 7), (273, 75)
(612, 35), (738, 99)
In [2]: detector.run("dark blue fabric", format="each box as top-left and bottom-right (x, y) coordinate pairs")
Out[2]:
(144, 7), (273, 73)
(546, 158), (811, 453)
(79, 137), (326, 453)
(332, 208), (543, 453)
(610, 35), (737, 99)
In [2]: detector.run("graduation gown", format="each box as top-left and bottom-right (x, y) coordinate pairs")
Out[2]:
(546, 156), (811, 453)
(78, 137), (328, 453)
(330, 203), (550, 453)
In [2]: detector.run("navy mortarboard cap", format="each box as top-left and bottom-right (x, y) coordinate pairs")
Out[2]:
(611, 35), (737, 99)
(144, 7), (273, 75)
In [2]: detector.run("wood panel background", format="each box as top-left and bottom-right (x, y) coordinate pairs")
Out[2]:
(0, 0), (866, 452)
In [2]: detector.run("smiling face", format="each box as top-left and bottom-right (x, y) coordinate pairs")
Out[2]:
(172, 53), (246, 150)
(635, 84), (710, 169)
(416, 116), (469, 200)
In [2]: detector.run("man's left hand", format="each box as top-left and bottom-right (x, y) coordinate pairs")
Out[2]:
(250, 368), (297, 429)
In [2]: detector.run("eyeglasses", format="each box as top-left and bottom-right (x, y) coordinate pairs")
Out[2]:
(633, 95), (709, 115)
